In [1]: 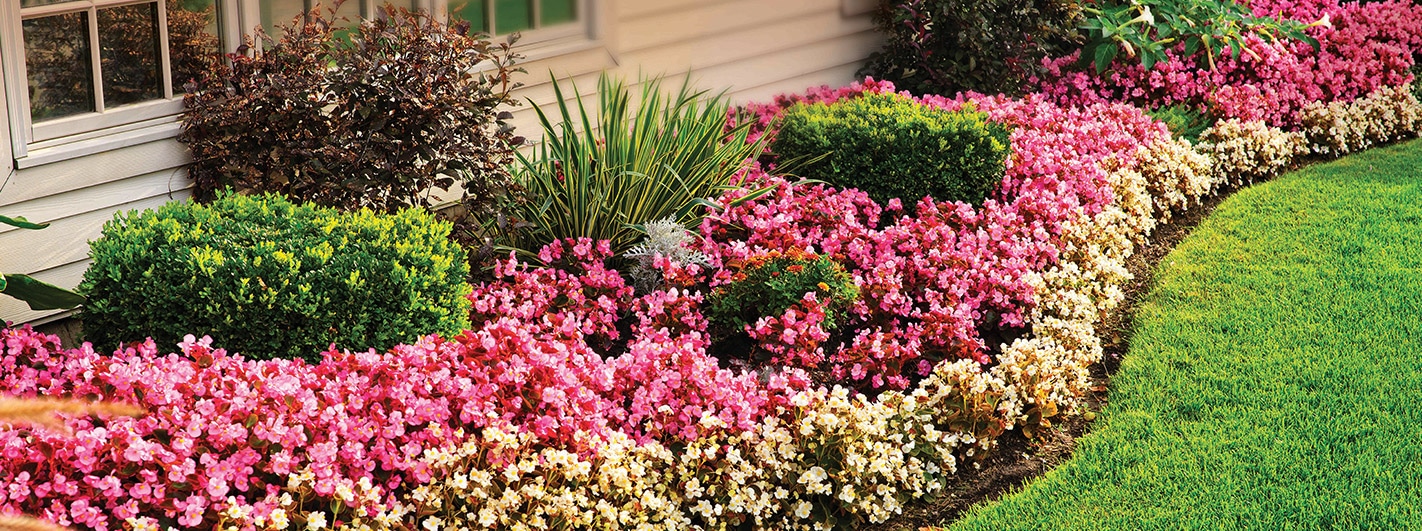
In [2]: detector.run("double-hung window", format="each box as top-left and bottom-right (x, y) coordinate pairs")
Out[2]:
(3, 0), (223, 152)
(254, 0), (589, 51)
(448, 0), (581, 42)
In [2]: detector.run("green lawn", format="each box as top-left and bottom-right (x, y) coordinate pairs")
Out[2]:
(947, 138), (1422, 530)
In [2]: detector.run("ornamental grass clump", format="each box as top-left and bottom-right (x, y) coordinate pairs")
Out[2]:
(769, 93), (1011, 208)
(507, 73), (771, 260)
(80, 193), (471, 361)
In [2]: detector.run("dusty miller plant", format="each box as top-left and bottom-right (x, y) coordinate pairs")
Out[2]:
(623, 218), (710, 293)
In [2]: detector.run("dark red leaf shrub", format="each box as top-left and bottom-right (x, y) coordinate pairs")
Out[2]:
(180, 5), (523, 217)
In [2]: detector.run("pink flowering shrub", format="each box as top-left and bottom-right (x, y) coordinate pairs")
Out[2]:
(1, 327), (463, 529)
(1036, 0), (1422, 127)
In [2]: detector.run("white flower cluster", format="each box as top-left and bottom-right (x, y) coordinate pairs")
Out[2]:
(1300, 84), (1422, 156)
(1197, 119), (1308, 186)
(1134, 138), (1218, 223)
(291, 389), (975, 531)
(990, 176), (1135, 429)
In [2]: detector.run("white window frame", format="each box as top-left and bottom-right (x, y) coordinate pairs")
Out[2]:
(1, 0), (243, 159)
(3, 0), (594, 166)
(430, 0), (592, 51)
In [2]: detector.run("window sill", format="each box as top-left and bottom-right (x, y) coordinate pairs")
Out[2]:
(842, 0), (876, 16)
(514, 36), (607, 64)
(16, 117), (184, 169)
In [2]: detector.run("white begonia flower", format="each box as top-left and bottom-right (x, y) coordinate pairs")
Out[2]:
(305, 512), (327, 531)
(268, 510), (290, 530)
(838, 484), (857, 504)
(335, 483), (355, 503)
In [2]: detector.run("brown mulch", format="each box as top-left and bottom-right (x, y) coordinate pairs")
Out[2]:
(862, 189), (1237, 531)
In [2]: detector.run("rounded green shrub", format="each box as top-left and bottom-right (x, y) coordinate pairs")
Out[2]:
(770, 93), (1011, 207)
(707, 249), (859, 336)
(80, 193), (472, 361)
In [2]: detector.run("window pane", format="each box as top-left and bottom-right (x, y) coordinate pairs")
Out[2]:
(98, 3), (163, 108)
(19, 0), (80, 7)
(260, 0), (307, 37)
(541, 0), (576, 26)
(23, 12), (94, 121)
(322, 0), (361, 24)
(169, 0), (223, 91)
(494, 0), (532, 33)
(451, 0), (488, 33)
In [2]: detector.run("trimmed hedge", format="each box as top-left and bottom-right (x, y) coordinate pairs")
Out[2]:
(771, 93), (1011, 207)
(79, 193), (471, 361)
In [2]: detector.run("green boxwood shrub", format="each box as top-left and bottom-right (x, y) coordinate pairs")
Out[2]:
(80, 193), (472, 361)
(770, 93), (1011, 207)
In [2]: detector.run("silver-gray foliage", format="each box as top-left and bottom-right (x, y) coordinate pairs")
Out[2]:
(624, 217), (710, 293)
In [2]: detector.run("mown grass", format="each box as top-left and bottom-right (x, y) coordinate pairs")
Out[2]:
(946, 138), (1422, 530)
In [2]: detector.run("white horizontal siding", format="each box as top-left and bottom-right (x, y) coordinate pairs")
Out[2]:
(617, 0), (830, 53)
(1, 136), (192, 324)
(0, 261), (89, 325)
(0, 139), (191, 207)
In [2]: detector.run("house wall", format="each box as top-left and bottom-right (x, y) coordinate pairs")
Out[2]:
(0, 0), (882, 325)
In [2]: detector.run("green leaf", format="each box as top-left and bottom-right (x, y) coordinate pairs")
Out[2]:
(1184, 36), (1202, 57)
(724, 183), (782, 209)
(0, 215), (49, 230)
(1095, 44), (1120, 74)
(1, 273), (86, 311)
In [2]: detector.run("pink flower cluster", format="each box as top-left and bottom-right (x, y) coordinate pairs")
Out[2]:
(698, 82), (1171, 390)
(466, 239), (814, 441)
(1, 327), (459, 529)
(1035, 0), (1422, 127)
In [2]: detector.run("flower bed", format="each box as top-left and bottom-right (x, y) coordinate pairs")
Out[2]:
(6, 7), (1422, 526)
